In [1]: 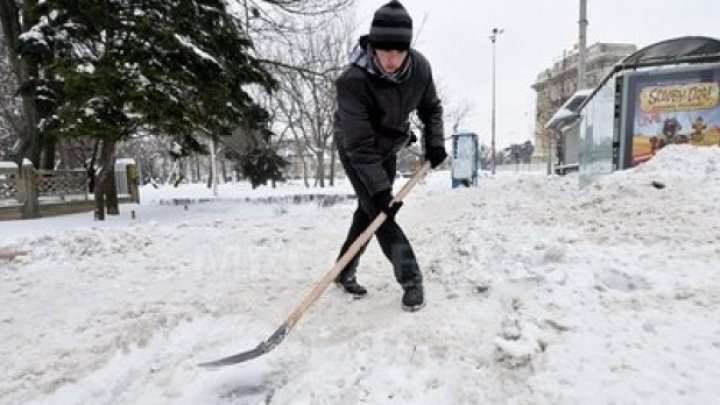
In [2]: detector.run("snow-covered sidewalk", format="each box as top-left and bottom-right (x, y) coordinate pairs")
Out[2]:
(1, 146), (719, 404)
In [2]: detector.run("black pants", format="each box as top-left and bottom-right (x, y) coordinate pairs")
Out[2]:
(335, 149), (422, 288)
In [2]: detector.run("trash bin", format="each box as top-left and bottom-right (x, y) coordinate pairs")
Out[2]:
(115, 158), (141, 203)
(451, 133), (479, 188)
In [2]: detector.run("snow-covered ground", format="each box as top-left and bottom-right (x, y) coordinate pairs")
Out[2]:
(1, 145), (719, 404)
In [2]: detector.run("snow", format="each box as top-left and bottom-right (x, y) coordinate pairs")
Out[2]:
(173, 34), (219, 66)
(550, 107), (576, 121)
(76, 63), (96, 74)
(140, 178), (355, 205)
(115, 158), (136, 166)
(0, 161), (18, 169)
(1, 145), (720, 404)
(171, 142), (183, 156)
(18, 24), (49, 49)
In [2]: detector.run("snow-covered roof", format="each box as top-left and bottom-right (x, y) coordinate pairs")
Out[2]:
(545, 90), (591, 131)
(0, 161), (18, 169)
(577, 36), (720, 113)
(620, 36), (720, 66)
(115, 158), (136, 167)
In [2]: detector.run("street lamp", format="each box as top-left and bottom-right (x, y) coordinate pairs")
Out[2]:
(490, 27), (504, 175)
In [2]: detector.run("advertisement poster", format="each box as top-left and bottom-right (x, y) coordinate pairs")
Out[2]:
(628, 67), (720, 166)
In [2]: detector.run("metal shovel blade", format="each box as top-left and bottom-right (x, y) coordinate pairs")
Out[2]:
(198, 324), (289, 368)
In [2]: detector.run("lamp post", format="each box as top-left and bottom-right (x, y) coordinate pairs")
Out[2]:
(490, 27), (503, 175)
(578, 0), (588, 90)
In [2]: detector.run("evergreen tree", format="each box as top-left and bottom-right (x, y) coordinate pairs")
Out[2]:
(18, 0), (279, 218)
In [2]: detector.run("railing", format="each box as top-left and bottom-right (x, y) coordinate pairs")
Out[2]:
(36, 170), (88, 199)
(0, 171), (20, 201)
(493, 162), (547, 173)
(1, 161), (139, 219)
(0, 163), (91, 218)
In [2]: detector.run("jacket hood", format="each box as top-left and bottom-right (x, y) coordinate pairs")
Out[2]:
(349, 35), (413, 84)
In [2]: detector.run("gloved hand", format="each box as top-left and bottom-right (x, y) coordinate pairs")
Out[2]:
(425, 146), (448, 168)
(372, 189), (403, 220)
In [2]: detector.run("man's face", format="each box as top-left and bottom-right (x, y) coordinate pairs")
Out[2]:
(375, 49), (408, 74)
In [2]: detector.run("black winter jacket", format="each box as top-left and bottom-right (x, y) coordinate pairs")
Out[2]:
(334, 47), (444, 196)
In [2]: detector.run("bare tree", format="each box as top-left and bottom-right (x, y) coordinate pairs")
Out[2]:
(115, 134), (176, 185)
(446, 100), (475, 134)
(266, 16), (355, 187)
(231, 0), (354, 45)
(228, 0), (357, 187)
(398, 81), (477, 174)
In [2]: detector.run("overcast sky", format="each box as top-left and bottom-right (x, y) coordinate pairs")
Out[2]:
(354, 0), (719, 149)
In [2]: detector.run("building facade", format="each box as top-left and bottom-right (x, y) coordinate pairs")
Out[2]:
(532, 43), (637, 158)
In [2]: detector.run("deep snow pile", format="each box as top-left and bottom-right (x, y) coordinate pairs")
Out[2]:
(1, 145), (719, 404)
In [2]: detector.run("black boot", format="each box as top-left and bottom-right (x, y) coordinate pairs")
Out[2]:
(402, 285), (424, 312)
(336, 277), (368, 297)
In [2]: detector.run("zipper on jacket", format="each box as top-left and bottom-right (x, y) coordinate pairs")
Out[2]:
(395, 85), (405, 129)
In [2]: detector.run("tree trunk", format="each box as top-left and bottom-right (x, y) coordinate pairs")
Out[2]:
(40, 137), (57, 170)
(1, 0), (40, 167)
(329, 141), (336, 187)
(178, 159), (187, 184)
(188, 156), (194, 183)
(190, 155), (198, 182)
(302, 157), (309, 187)
(162, 157), (169, 184)
(209, 134), (218, 195)
(17, 99), (40, 167)
(86, 140), (100, 193)
(294, 138), (309, 188)
(316, 151), (325, 188)
(94, 139), (116, 221)
(105, 166), (119, 215)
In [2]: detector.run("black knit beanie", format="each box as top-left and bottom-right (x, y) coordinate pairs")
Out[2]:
(368, 0), (413, 51)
